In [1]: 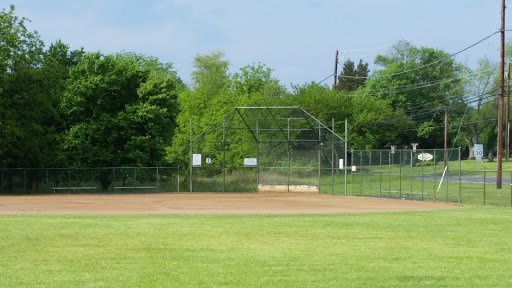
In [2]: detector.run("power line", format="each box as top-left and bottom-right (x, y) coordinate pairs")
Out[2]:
(404, 89), (498, 115)
(317, 73), (334, 84)
(364, 66), (497, 97)
(368, 91), (498, 125)
(403, 118), (497, 132)
(338, 31), (500, 80)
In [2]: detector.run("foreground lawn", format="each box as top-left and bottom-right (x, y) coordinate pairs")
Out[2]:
(1, 208), (511, 287)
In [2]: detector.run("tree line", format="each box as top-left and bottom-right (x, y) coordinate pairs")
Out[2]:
(0, 5), (506, 170)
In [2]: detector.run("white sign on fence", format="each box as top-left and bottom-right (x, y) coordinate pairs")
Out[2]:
(339, 159), (344, 169)
(474, 144), (483, 161)
(418, 153), (433, 161)
(192, 154), (202, 167)
(244, 158), (257, 167)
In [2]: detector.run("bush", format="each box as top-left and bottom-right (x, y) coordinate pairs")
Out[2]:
(415, 160), (434, 167)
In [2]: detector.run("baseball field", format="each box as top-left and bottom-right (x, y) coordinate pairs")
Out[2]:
(0, 193), (510, 287)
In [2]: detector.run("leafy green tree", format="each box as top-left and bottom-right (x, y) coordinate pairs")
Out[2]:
(231, 63), (287, 107)
(0, 5), (62, 168)
(62, 52), (181, 189)
(39, 40), (85, 167)
(363, 40), (465, 148)
(290, 82), (407, 150)
(459, 58), (498, 158)
(167, 51), (231, 167)
(168, 53), (288, 176)
(335, 59), (369, 92)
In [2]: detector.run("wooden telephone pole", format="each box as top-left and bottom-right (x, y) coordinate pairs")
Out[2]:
(507, 62), (510, 162)
(334, 50), (339, 86)
(497, 0), (505, 188)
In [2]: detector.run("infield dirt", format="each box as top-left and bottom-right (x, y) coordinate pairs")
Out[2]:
(0, 193), (457, 215)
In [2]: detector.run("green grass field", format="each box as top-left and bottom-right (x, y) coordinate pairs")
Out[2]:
(1, 207), (512, 288)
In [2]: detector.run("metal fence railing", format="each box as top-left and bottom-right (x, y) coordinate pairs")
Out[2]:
(351, 148), (512, 207)
(351, 148), (461, 202)
(0, 167), (180, 195)
(459, 170), (512, 207)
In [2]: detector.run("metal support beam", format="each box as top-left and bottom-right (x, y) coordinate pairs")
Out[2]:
(190, 119), (193, 192)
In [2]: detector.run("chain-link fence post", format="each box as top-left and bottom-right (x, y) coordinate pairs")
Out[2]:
(399, 150), (402, 199)
(223, 119), (226, 193)
(410, 150), (413, 199)
(331, 118), (334, 195)
(379, 150), (382, 197)
(421, 150), (424, 200)
(190, 119), (193, 193)
(156, 167), (159, 193)
(459, 147), (461, 203)
(446, 159), (449, 202)
(22, 169), (25, 194)
(289, 118), (292, 194)
(257, 121), (260, 193)
(351, 150), (353, 196)
(344, 118), (348, 196)
(388, 151), (391, 198)
(359, 150), (363, 196)
(318, 150), (321, 191)
(369, 150), (373, 197)
(433, 149), (437, 201)
(91, 168), (94, 193)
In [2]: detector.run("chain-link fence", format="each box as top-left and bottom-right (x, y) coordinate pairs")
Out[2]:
(351, 148), (461, 201)
(459, 170), (512, 207)
(351, 148), (512, 207)
(0, 167), (180, 194)
(190, 107), (347, 194)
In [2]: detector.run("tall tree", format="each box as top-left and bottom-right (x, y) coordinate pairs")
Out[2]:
(0, 5), (61, 168)
(461, 58), (499, 158)
(290, 82), (407, 149)
(335, 59), (369, 92)
(364, 40), (465, 148)
(40, 40), (85, 166)
(231, 63), (285, 107)
(167, 51), (230, 167)
(62, 52), (181, 189)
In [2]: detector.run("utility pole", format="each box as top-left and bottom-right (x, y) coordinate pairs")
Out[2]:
(444, 107), (448, 168)
(334, 50), (339, 86)
(497, 0), (505, 189)
(507, 62), (510, 162)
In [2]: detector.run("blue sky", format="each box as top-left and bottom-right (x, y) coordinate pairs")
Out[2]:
(5, 0), (510, 88)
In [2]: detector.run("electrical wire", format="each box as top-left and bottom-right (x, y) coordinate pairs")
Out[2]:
(403, 119), (497, 132)
(404, 90), (498, 115)
(363, 66), (497, 97)
(338, 31), (500, 80)
(367, 91), (498, 125)
(317, 73), (334, 84)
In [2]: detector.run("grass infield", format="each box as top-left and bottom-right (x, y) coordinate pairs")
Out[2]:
(1, 207), (511, 287)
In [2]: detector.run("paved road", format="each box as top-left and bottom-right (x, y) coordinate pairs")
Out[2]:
(415, 175), (512, 184)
